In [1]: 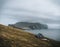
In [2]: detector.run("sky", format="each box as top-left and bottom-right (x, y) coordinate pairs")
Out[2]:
(0, 0), (60, 29)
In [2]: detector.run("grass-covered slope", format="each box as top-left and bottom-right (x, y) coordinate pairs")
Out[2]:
(0, 24), (60, 47)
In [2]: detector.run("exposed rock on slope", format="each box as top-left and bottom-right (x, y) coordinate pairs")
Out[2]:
(0, 24), (60, 47)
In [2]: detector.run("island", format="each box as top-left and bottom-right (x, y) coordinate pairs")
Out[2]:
(8, 22), (48, 30)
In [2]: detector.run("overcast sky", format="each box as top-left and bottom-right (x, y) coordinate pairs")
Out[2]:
(0, 0), (60, 29)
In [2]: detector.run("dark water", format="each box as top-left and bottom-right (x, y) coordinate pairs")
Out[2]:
(25, 29), (60, 41)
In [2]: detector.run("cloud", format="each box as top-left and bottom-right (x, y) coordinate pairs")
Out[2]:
(0, 0), (60, 29)
(47, 24), (60, 29)
(52, 0), (60, 5)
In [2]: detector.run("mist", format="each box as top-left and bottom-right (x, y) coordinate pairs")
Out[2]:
(0, 0), (60, 29)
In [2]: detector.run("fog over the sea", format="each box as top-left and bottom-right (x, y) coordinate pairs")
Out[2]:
(0, 0), (60, 29)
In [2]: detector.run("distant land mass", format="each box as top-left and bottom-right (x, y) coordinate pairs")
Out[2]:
(8, 22), (48, 30)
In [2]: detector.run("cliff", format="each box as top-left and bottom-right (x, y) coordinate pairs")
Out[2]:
(8, 22), (48, 30)
(0, 24), (60, 47)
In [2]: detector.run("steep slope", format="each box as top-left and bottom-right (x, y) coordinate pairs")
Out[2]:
(0, 24), (59, 47)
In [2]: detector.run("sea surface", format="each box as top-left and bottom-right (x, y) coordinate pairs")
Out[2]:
(25, 29), (60, 41)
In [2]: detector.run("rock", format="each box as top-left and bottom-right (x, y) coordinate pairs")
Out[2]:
(8, 22), (48, 30)
(35, 33), (44, 38)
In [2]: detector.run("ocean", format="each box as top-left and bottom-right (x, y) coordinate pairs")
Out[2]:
(25, 29), (60, 41)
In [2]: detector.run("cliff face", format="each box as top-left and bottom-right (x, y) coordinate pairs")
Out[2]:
(8, 22), (48, 30)
(0, 24), (60, 47)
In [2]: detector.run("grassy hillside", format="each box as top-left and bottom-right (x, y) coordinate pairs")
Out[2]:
(0, 24), (60, 47)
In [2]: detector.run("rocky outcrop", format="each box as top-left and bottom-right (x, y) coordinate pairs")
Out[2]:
(0, 24), (60, 47)
(8, 22), (48, 30)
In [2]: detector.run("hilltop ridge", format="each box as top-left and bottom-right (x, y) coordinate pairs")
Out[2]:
(0, 24), (60, 47)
